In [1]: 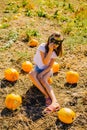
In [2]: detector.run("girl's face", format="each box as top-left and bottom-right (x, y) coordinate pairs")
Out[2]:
(53, 43), (59, 49)
(50, 39), (62, 49)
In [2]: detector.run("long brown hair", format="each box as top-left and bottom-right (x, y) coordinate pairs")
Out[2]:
(45, 32), (64, 56)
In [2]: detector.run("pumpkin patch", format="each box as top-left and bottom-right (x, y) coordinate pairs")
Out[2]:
(0, 0), (86, 129)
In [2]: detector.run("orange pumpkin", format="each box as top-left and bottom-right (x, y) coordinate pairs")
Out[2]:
(5, 94), (22, 110)
(58, 108), (76, 124)
(48, 77), (53, 84)
(66, 70), (79, 84)
(5, 68), (19, 82)
(22, 61), (33, 72)
(52, 62), (60, 73)
(28, 39), (39, 47)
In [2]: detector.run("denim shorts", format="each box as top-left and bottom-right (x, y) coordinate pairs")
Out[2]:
(35, 66), (45, 73)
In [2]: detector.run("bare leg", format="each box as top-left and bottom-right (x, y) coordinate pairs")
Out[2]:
(38, 71), (60, 113)
(29, 70), (49, 98)
(39, 71), (57, 103)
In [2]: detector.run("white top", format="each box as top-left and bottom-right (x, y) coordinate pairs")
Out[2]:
(34, 43), (57, 69)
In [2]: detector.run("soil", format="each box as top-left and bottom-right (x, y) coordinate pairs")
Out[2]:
(0, 1), (87, 130)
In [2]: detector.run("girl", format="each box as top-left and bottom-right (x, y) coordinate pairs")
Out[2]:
(29, 32), (64, 114)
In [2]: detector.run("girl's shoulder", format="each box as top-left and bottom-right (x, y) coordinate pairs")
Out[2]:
(38, 43), (46, 52)
(38, 43), (45, 47)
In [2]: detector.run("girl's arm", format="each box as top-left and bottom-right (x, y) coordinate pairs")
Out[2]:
(38, 58), (55, 77)
(40, 43), (54, 65)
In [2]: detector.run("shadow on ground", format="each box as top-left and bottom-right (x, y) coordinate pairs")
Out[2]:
(1, 86), (46, 121)
(56, 119), (72, 130)
(64, 82), (77, 88)
(0, 78), (17, 88)
(22, 86), (46, 121)
(1, 108), (14, 117)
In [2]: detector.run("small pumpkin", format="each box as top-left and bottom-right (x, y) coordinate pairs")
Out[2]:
(28, 39), (39, 47)
(66, 70), (79, 84)
(5, 94), (22, 110)
(22, 61), (33, 72)
(52, 62), (60, 73)
(5, 68), (19, 82)
(58, 108), (76, 124)
(48, 77), (53, 84)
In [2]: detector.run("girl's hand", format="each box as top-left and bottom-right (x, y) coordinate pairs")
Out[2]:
(48, 43), (54, 52)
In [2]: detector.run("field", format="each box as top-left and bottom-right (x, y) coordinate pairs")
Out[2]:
(0, 0), (87, 130)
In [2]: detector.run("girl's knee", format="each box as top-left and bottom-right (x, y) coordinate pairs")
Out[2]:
(41, 77), (47, 85)
(29, 71), (35, 79)
(43, 76), (48, 83)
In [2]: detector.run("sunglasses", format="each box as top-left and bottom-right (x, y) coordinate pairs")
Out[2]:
(50, 38), (63, 45)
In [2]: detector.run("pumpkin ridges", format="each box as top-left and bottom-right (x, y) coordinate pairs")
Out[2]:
(5, 68), (19, 82)
(52, 62), (60, 73)
(5, 94), (13, 109)
(22, 61), (33, 72)
(12, 95), (22, 110)
(5, 96), (12, 109)
(12, 69), (19, 81)
(58, 108), (76, 124)
(28, 39), (39, 47)
(5, 94), (22, 110)
(66, 71), (79, 84)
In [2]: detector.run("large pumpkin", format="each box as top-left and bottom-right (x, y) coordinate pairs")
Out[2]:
(66, 70), (79, 84)
(28, 39), (39, 47)
(22, 61), (33, 72)
(5, 68), (19, 82)
(52, 62), (60, 73)
(58, 108), (76, 124)
(5, 94), (22, 110)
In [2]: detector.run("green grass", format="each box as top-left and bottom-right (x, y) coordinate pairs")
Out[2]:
(0, 23), (10, 29)
(0, 0), (87, 47)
